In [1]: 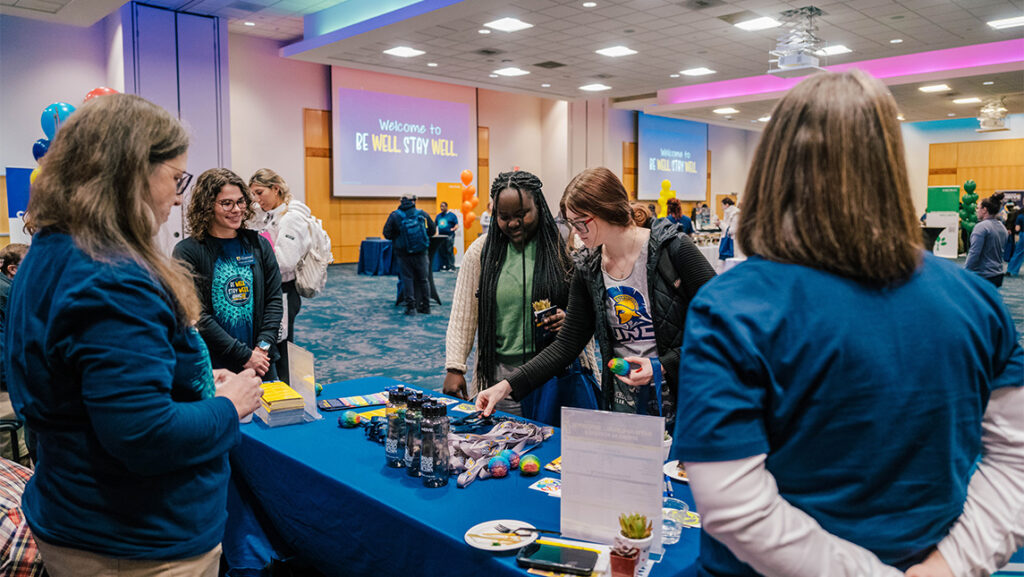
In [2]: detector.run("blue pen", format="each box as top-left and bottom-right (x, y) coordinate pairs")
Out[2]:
(664, 475), (674, 498)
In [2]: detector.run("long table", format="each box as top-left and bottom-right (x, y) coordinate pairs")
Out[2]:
(227, 377), (700, 576)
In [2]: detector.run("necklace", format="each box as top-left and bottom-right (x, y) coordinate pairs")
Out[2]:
(603, 227), (640, 280)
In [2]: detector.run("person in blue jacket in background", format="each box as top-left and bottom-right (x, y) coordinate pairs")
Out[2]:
(4, 94), (262, 576)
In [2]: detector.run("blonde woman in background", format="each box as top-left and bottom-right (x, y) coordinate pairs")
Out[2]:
(249, 169), (313, 383)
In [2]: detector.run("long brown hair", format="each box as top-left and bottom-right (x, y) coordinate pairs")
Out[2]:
(25, 93), (200, 323)
(186, 168), (255, 241)
(739, 70), (922, 285)
(560, 167), (632, 227)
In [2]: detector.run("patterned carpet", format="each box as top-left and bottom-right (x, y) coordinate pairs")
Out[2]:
(295, 258), (1022, 391)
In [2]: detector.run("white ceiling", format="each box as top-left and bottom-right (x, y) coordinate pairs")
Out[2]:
(2, 0), (1021, 123)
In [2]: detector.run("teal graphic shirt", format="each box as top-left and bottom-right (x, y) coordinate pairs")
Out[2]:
(173, 327), (216, 401)
(210, 237), (255, 355)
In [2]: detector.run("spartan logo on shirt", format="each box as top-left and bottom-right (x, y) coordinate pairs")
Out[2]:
(224, 275), (252, 306)
(606, 286), (655, 342)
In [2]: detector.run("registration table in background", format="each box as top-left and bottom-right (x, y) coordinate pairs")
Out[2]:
(227, 377), (700, 577)
(357, 238), (396, 276)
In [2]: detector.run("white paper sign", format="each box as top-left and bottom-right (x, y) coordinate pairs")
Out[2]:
(927, 211), (959, 259)
(560, 407), (665, 555)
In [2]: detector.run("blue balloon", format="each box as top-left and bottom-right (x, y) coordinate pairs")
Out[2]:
(32, 138), (50, 161)
(41, 102), (76, 139)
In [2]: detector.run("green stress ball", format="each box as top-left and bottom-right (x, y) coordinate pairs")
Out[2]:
(315, 383), (323, 396)
(338, 410), (361, 428)
(520, 454), (541, 476)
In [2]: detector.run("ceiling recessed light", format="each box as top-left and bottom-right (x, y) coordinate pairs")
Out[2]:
(489, 74), (499, 78)
(897, 113), (905, 121)
(383, 46), (425, 58)
(541, 83), (551, 87)
(734, 16), (782, 31)
(595, 45), (637, 57)
(670, 74), (680, 78)
(757, 115), (771, 122)
(681, 67), (716, 76)
(919, 84), (951, 93)
(580, 83), (612, 92)
(427, 62), (438, 67)
(478, 29), (491, 34)
(484, 17), (533, 32)
(582, 1), (597, 6)
(953, 97), (982, 104)
(983, 81), (995, 85)
(815, 45), (852, 56)
(987, 15), (1024, 29)
(243, 21), (255, 26)
(714, 107), (739, 114)
(947, 112), (956, 117)
(890, 38), (903, 44)
(493, 67), (530, 76)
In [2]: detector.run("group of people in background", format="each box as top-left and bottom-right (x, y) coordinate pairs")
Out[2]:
(0, 70), (1021, 577)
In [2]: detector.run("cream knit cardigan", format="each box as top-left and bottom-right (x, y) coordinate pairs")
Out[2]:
(445, 234), (600, 398)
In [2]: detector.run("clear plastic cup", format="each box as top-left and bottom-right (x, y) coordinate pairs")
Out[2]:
(662, 497), (689, 545)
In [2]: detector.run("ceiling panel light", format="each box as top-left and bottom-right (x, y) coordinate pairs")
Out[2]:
(493, 67), (530, 76)
(489, 74), (499, 78)
(890, 38), (902, 43)
(897, 113), (905, 121)
(670, 74), (680, 78)
(681, 67), (716, 76)
(953, 97), (982, 104)
(947, 113), (956, 117)
(815, 45), (852, 56)
(580, 83), (612, 91)
(987, 16), (1024, 29)
(583, 1), (597, 6)
(484, 17), (533, 32)
(244, 21), (255, 26)
(734, 16), (782, 31)
(383, 46), (425, 58)
(714, 107), (739, 114)
(919, 84), (951, 93)
(478, 29), (491, 34)
(596, 45), (637, 57)
(541, 83), (551, 87)
(757, 115), (771, 122)
(983, 81), (995, 85)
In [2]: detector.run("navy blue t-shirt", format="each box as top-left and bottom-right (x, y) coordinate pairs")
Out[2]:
(672, 253), (1023, 574)
(436, 211), (459, 237)
(209, 236), (255, 355)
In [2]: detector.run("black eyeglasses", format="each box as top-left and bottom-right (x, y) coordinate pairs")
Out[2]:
(557, 216), (594, 234)
(216, 199), (248, 211)
(161, 163), (193, 195)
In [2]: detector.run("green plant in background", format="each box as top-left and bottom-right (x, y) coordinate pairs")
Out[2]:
(618, 513), (653, 539)
(959, 179), (979, 234)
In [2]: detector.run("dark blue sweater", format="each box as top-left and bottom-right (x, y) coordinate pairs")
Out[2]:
(4, 231), (240, 560)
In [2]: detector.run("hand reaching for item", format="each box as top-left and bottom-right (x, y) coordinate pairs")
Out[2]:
(475, 380), (512, 416)
(215, 368), (263, 419)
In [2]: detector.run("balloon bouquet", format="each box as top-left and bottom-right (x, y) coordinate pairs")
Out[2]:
(459, 169), (478, 232)
(959, 179), (980, 235)
(29, 86), (119, 184)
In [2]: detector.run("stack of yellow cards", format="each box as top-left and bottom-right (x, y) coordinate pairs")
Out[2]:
(255, 381), (305, 427)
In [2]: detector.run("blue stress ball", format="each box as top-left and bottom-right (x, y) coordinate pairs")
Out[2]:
(499, 449), (520, 469)
(488, 455), (510, 478)
(338, 410), (361, 428)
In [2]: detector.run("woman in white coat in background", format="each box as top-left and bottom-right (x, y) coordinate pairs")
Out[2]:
(249, 168), (312, 383)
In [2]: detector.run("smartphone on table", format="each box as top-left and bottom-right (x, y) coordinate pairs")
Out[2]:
(515, 541), (599, 576)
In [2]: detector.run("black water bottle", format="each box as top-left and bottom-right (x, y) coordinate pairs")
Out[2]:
(404, 393), (425, 475)
(420, 402), (451, 488)
(385, 386), (409, 468)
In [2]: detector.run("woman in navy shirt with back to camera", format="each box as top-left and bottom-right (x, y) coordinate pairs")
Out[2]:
(672, 70), (1023, 577)
(5, 94), (262, 576)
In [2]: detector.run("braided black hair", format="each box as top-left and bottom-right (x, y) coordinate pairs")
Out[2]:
(477, 170), (573, 390)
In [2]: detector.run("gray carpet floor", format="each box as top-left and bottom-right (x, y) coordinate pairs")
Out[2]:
(295, 261), (1023, 390)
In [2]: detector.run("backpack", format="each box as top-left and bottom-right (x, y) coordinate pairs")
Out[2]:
(399, 209), (430, 254)
(295, 213), (333, 298)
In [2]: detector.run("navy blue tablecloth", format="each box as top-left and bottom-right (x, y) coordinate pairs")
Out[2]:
(226, 377), (699, 577)
(357, 238), (395, 276)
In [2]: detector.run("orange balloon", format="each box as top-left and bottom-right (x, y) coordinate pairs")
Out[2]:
(465, 211), (477, 228)
(470, 196), (479, 209)
(460, 170), (473, 186)
(462, 187), (473, 202)
(462, 200), (473, 213)
(465, 185), (475, 197)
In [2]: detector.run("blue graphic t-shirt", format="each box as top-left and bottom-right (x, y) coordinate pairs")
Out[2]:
(602, 239), (657, 413)
(210, 237), (254, 356)
(436, 211), (459, 237)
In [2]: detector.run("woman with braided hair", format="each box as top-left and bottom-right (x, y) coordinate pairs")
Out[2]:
(476, 167), (717, 432)
(444, 170), (598, 424)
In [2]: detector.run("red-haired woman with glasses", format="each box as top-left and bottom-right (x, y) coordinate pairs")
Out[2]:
(476, 167), (716, 431)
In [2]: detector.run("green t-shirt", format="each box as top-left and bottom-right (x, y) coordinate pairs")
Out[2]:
(494, 238), (536, 359)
